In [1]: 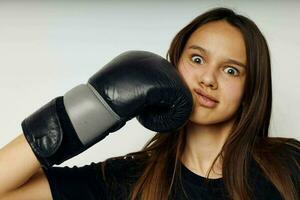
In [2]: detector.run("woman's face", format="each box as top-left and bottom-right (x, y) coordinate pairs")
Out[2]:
(178, 20), (247, 125)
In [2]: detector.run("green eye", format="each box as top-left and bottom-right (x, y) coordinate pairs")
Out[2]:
(191, 55), (204, 64)
(224, 67), (239, 76)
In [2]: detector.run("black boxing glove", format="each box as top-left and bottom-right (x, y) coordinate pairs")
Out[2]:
(21, 50), (193, 169)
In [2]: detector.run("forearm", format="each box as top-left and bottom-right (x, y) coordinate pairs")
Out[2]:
(0, 134), (41, 195)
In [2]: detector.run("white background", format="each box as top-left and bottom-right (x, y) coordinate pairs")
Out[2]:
(0, 0), (299, 167)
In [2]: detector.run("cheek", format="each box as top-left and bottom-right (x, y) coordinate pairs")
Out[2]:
(178, 60), (194, 86)
(177, 61), (198, 106)
(222, 83), (244, 107)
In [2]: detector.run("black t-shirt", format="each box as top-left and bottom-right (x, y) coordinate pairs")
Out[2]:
(43, 147), (299, 200)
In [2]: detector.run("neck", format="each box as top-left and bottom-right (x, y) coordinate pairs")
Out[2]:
(181, 119), (235, 179)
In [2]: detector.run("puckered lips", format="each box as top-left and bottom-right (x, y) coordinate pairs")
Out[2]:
(194, 88), (219, 108)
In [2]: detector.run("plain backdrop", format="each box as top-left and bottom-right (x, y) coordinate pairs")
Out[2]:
(0, 0), (299, 167)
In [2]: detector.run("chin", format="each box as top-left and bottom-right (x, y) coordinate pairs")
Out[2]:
(188, 111), (235, 126)
(188, 116), (222, 126)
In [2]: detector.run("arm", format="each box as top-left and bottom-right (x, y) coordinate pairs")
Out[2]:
(0, 51), (192, 199)
(0, 134), (52, 199)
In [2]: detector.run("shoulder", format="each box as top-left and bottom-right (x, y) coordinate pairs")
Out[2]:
(283, 138), (300, 161)
(99, 153), (150, 185)
(260, 137), (300, 162)
(280, 138), (300, 194)
(252, 137), (300, 181)
(273, 137), (300, 164)
(42, 162), (111, 199)
(41, 154), (149, 200)
(265, 137), (300, 183)
(250, 138), (300, 197)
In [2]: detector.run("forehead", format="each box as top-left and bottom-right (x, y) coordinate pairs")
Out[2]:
(185, 20), (247, 64)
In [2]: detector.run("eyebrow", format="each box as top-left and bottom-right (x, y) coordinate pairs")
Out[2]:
(188, 45), (246, 68)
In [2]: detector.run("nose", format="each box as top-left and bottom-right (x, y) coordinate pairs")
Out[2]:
(198, 67), (218, 89)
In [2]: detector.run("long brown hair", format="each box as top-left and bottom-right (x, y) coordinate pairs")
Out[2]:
(103, 7), (300, 200)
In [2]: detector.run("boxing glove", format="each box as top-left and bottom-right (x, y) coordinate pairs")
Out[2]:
(21, 50), (193, 169)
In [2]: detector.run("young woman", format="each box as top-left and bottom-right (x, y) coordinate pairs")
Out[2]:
(0, 7), (299, 200)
